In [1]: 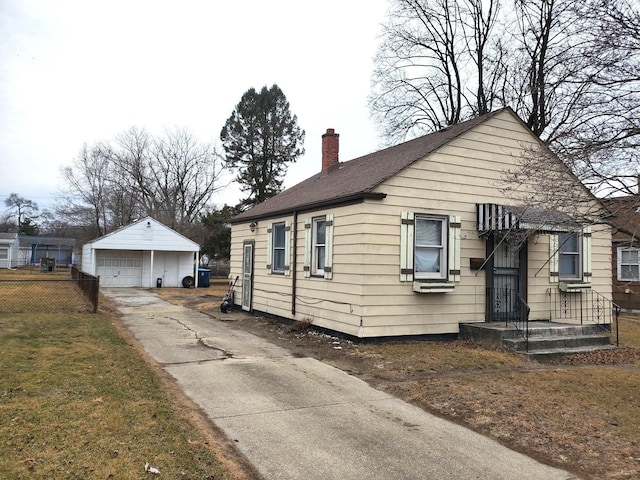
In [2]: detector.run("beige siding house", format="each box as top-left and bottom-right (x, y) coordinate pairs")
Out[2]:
(229, 108), (612, 338)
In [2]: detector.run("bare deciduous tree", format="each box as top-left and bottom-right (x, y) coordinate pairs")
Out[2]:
(500, 145), (605, 226)
(3, 193), (39, 233)
(560, 0), (640, 197)
(60, 143), (112, 237)
(151, 128), (223, 228)
(372, 0), (640, 199)
(370, 0), (501, 142)
(59, 128), (224, 236)
(462, 0), (502, 116)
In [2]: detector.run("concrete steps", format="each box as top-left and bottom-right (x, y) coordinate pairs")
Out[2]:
(459, 321), (614, 361)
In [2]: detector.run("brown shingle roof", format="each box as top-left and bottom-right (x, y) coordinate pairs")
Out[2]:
(232, 108), (510, 223)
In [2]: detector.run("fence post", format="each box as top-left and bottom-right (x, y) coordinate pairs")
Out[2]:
(93, 275), (99, 313)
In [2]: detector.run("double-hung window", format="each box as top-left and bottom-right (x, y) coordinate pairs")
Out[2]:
(304, 214), (334, 279)
(549, 226), (591, 285)
(558, 232), (581, 281)
(400, 212), (461, 289)
(414, 215), (447, 280)
(272, 223), (286, 273)
(312, 217), (326, 275)
(618, 248), (640, 281)
(266, 221), (291, 275)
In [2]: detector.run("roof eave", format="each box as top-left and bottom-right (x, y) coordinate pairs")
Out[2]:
(230, 192), (387, 224)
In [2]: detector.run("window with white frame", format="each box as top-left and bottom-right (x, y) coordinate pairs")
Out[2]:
(414, 215), (447, 279)
(618, 248), (640, 281)
(558, 232), (581, 281)
(549, 227), (591, 285)
(304, 214), (334, 279)
(0, 248), (7, 260)
(272, 222), (286, 273)
(399, 212), (461, 287)
(266, 220), (291, 275)
(312, 217), (326, 275)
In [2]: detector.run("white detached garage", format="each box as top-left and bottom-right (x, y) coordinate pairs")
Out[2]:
(81, 217), (200, 288)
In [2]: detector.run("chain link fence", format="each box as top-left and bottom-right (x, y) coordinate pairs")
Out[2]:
(0, 267), (98, 314)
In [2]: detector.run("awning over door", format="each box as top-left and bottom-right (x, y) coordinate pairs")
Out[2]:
(476, 203), (580, 235)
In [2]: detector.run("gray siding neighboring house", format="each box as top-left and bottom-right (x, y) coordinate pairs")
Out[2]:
(229, 108), (612, 338)
(18, 235), (77, 267)
(0, 233), (19, 269)
(82, 216), (200, 288)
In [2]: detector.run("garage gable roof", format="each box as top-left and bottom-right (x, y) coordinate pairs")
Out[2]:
(0, 233), (18, 245)
(85, 217), (199, 251)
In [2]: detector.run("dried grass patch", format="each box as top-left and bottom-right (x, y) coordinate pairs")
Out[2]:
(396, 365), (640, 479)
(0, 293), (255, 478)
(352, 340), (524, 376)
(614, 314), (640, 348)
(0, 269), (93, 313)
(348, 317), (640, 479)
(155, 280), (229, 309)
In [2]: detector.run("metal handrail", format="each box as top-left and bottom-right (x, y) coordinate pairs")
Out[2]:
(486, 287), (531, 351)
(546, 287), (621, 346)
(614, 303), (622, 347)
(514, 292), (531, 351)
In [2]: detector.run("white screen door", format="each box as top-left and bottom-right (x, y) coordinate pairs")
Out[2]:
(242, 242), (254, 311)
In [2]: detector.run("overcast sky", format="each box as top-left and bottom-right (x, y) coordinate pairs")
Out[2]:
(0, 0), (388, 212)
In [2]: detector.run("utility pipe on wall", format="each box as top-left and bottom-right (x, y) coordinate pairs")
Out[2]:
(291, 210), (298, 316)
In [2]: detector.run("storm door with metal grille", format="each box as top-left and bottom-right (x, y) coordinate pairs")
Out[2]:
(488, 235), (527, 322)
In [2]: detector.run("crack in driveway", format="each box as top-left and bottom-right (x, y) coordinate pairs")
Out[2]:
(170, 316), (234, 360)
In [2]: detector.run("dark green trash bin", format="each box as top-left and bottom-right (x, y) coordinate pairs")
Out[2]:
(197, 268), (211, 288)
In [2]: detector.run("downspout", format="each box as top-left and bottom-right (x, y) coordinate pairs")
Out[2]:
(291, 210), (298, 316)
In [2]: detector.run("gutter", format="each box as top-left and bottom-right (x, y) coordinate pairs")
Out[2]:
(230, 192), (387, 224)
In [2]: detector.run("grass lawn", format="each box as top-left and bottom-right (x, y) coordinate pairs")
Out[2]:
(0, 270), (254, 479)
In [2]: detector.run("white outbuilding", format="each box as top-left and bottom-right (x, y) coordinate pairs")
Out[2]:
(0, 233), (19, 269)
(81, 216), (200, 288)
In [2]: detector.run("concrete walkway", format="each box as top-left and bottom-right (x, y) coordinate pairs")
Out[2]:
(103, 288), (580, 480)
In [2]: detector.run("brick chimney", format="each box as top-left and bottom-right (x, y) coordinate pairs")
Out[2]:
(322, 128), (339, 173)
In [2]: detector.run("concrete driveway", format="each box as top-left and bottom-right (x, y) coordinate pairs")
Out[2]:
(103, 288), (580, 480)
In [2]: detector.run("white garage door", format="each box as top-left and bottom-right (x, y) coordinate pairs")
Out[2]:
(96, 251), (142, 287)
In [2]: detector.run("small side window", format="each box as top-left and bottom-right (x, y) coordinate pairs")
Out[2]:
(559, 232), (581, 281)
(304, 214), (334, 279)
(312, 217), (326, 275)
(618, 248), (640, 281)
(272, 223), (286, 273)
